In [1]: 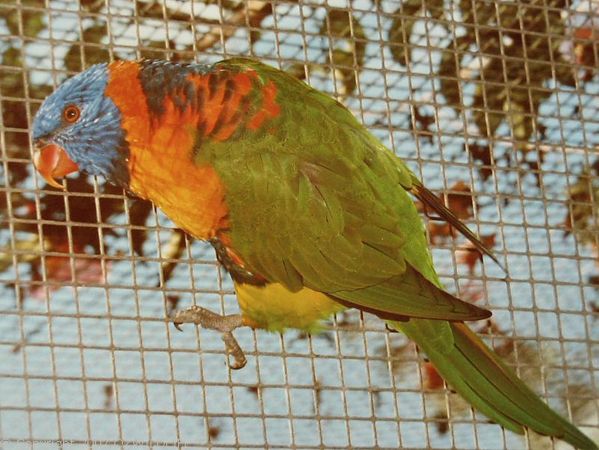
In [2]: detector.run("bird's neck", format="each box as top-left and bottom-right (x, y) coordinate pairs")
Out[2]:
(127, 147), (229, 240)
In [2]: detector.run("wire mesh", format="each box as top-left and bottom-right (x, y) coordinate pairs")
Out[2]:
(0, 0), (598, 448)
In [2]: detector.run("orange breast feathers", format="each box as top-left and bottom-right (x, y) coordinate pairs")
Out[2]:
(104, 61), (230, 239)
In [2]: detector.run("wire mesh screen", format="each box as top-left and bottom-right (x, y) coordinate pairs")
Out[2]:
(1, 0), (598, 448)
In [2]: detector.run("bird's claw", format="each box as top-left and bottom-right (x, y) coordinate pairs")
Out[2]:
(169, 305), (247, 369)
(222, 331), (247, 370)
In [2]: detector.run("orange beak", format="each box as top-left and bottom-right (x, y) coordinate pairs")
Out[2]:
(33, 143), (79, 189)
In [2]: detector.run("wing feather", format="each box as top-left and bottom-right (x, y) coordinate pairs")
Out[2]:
(200, 58), (490, 321)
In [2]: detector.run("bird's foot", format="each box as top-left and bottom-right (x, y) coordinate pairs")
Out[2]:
(170, 305), (247, 370)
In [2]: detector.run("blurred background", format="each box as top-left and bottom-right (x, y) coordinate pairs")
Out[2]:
(0, 0), (598, 448)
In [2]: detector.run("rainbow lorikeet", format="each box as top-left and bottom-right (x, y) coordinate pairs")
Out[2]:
(31, 59), (596, 449)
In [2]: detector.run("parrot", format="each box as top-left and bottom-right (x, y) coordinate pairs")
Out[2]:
(30, 58), (597, 449)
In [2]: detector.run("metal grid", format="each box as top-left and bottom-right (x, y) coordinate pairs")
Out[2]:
(0, 0), (598, 448)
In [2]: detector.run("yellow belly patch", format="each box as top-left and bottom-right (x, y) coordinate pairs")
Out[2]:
(235, 282), (345, 332)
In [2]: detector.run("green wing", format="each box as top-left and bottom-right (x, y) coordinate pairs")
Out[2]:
(199, 59), (489, 322)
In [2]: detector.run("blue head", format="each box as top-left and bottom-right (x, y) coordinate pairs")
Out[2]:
(32, 63), (130, 187)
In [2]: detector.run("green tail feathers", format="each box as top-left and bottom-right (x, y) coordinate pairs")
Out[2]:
(394, 319), (597, 449)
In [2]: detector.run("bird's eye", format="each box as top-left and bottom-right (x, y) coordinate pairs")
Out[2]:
(63, 105), (80, 123)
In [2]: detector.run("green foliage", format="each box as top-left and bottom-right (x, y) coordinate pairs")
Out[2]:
(320, 8), (366, 96)
(64, 24), (111, 72)
(388, 0), (445, 65)
(285, 7), (367, 95)
(441, 0), (575, 145)
(438, 36), (470, 107)
(0, 0), (45, 37)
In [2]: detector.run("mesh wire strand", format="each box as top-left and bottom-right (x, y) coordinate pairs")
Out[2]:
(0, 0), (598, 449)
